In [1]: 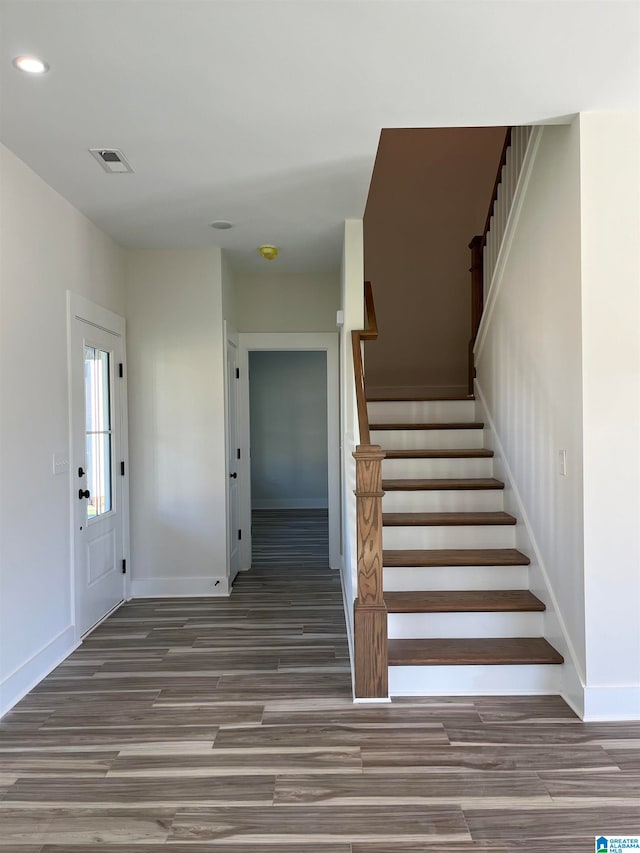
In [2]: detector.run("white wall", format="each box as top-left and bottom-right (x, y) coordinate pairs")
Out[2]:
(475, 123), (586, 703)
(579, 112), (640, 720)
(339, 220), (365, 659)
(125, 249), (229, 597)
(0, 143), (125, 716)
(476, 114), (640, 720)
(221, 250), (237, 332)
(249, 351), (328, 509)
(235, 271), (339, 332)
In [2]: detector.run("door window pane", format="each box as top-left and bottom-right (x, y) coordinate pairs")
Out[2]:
(84, 346), (113, 518)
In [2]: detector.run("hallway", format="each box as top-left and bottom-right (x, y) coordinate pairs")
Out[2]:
(1, 557), (640, 848)
(251, 508), (329, 568)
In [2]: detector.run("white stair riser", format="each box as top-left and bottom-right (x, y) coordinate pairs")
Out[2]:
(383, 457), (493, 479)
(368, 400), (476, 424)
(383, 524), (515, 550)
(372, 395), (557, 698)
(388, 664), (562, 696)
(383, 489), (504, 513)
(387, 611), (543, 639)
(371, 428), (484, 450)
(384, 565), (529, 592)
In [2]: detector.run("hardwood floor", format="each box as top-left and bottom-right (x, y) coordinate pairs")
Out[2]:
(1, 515), (639, 850)
(252, 509), (329, 568)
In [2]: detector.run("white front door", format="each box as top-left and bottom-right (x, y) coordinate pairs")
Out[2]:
(71, 312), (126, 635)
(227, 337), (241, 583)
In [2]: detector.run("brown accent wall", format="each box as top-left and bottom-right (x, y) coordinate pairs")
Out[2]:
(364, 127), (507, 396)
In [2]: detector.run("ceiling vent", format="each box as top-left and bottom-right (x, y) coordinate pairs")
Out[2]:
(89, 148), (134, 174)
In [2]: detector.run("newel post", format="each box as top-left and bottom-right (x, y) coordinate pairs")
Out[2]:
(468, 235), (484, 395)
(353, 444), (387, 699)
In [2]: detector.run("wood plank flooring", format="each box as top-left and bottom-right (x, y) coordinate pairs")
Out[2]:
(1, 511), (639, 850)
(252, 509), (329, 569)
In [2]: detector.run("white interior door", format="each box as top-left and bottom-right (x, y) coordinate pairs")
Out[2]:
(71, 313), (126, 635)
(227, 337), (241, 583)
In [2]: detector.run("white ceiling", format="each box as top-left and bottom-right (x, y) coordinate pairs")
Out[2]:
(1, 1), (638, 272)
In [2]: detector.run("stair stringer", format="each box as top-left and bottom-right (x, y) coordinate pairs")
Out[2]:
(474, 382), (584, 718)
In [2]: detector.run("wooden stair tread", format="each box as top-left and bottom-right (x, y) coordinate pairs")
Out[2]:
(383, 511), (516, 526)
(383, 548), (530, 567)
(384, 590), (545, 613)
(371, 421), (484, 430)
(384, 448), (493, 459)
(367, 394), (475, 402)
(388, 637), (564, 666)
(382, 478), (504, 491)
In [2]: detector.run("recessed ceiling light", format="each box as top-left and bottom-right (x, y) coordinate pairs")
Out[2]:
(210, 220), (233, 230)
(13, 55), (49, 74)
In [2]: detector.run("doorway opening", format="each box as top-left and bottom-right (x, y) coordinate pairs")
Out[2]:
(237, 332), (340, 573)
(249, 350), (328, 568)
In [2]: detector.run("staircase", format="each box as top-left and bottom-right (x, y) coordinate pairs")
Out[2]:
(368, 395), (564, 696)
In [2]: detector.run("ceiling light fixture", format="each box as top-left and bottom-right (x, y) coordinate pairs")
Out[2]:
(210, 221), (233, 230)
(13, 55), (49, 74)
(258, 245), (279, 261)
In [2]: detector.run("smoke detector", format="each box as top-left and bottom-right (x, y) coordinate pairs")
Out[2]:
(89, 148), (134, 174)
(258, 245), (279, 261)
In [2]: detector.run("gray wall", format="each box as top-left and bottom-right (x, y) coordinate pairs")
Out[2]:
(364, 127), (507, 396)
(235, 272), (340, 332)
(249, 351), (328, 509)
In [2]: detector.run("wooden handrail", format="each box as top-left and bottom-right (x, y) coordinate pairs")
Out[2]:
(481, 127), (512, 245)
(351, 281), (387, 699)
(351, 281), (378, 445)
(468, 127), (513, 394)
(467, 235), (484, 395)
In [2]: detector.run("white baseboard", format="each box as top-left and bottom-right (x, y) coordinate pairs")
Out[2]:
(367, 384), (468, 399)
(252, 499), (328, 510)
(130, 577), (230, 598)
(353, 696), (392, 704)
(339, 558), (355, 693)
(582, 685), (640, 721)
(560, 656), (585, 719)
(0, 625), (78, 719)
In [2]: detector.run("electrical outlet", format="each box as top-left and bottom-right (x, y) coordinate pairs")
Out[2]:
(558, 449), (567, 476)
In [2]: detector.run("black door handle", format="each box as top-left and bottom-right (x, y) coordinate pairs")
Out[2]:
(78, 489), (91, 500)
(78, 467), (85, 478)
(229, 472), (237, 479)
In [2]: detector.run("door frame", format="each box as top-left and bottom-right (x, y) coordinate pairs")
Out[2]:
(224, 321), (240, 587)
(67, 292), (130, 641)
(237, 332), (340, 571)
